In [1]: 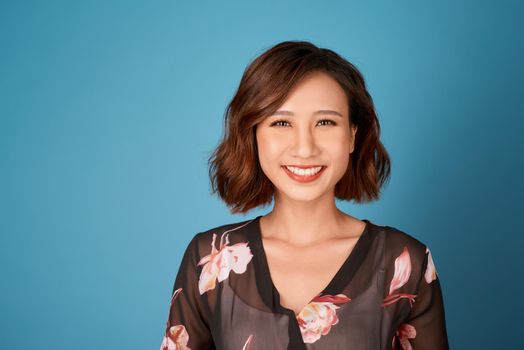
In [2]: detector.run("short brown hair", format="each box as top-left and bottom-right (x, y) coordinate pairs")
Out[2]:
(207, 40), (391, 214)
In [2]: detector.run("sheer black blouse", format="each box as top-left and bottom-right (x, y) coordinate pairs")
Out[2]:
(160, 215), (449, 349)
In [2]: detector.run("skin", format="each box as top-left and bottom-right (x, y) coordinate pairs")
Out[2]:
(255, 70), (368, 315)
(255, 70), (364, 246)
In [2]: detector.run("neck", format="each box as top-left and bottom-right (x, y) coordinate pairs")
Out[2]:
(260, 190), (360, 246)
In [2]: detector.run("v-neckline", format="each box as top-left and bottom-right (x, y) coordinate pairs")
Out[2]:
(250, 214), (375, 319)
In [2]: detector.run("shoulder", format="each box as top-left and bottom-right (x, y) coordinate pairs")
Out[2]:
(383, 224), (427, 249)
(189, 217), (257, 256)
(375, 223), (440, 303)
(198, 217), (256, 237)
(175, 217), (257, 272)
(374, 222), (431, 267)
(194, 217), (256, 242)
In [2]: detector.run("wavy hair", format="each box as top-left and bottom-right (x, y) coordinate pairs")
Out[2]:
(207, 40), (391, 214)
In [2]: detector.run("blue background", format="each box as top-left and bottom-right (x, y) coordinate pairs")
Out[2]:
(1, 1), (522, 349)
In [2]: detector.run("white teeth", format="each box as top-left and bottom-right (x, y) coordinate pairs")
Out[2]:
(285, 166), (323, 176)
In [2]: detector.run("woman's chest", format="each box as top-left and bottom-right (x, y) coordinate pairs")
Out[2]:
(213, 256), (390, 350)
(262, 237), (361, 316)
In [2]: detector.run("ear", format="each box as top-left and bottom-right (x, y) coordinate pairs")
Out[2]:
(349, 125), (358, 154)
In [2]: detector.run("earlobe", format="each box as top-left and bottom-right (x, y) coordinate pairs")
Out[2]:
(349, 126), (357, 154)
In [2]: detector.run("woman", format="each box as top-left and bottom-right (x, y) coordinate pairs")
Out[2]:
(160, 41), (449, 350)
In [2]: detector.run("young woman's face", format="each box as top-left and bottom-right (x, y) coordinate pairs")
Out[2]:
(255, 70), (357, 202)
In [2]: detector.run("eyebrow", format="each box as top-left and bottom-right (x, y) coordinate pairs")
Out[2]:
(271, 109), (344, 118)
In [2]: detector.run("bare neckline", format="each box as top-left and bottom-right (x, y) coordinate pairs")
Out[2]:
(251, 214), (374, 317)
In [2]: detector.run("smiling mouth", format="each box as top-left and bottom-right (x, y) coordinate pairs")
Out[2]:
(282, 165), (325, 175)
(281, 165), (327, 182)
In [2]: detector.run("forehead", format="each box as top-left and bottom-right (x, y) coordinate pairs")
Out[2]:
(278, 71), (348, 115)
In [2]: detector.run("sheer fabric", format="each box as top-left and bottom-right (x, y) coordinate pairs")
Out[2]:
(160, 215), (449, 350)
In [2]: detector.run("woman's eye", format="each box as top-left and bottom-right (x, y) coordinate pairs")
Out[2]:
(269, 119), (337, 127)
(270, 120), (290, 127)
(318, 119), (337, 126)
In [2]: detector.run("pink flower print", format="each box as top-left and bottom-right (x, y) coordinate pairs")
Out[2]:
(389, 246), (412, 294)
(160, 288), (192, 350)
(296, 293), (351, 344)
(382, 246), (417, 308)
(197, 231), (253, 295)
(392, 323), (416, 350)
(242, 334), (254, 350)
(160, 325), (191, 350)
(424, 247), (437, 284)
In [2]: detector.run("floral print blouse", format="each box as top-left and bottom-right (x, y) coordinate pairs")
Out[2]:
(160, 215), (449, 349)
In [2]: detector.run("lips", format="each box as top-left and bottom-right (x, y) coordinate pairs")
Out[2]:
(281, 165), (327, 183)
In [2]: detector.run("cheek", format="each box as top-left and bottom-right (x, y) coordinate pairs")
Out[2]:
(257, 134), (285, 158)
(323, 134), (351, 156)
(256, 136), (281, 173)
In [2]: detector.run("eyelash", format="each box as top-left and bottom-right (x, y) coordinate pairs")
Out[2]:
(269, 119), (337, 127)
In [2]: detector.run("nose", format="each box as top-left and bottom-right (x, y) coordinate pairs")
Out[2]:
(290, 126), (319, 158)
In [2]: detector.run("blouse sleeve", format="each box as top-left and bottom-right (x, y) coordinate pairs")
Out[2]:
(160, 235), (214, 350)
(396, 246), (450, 350)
